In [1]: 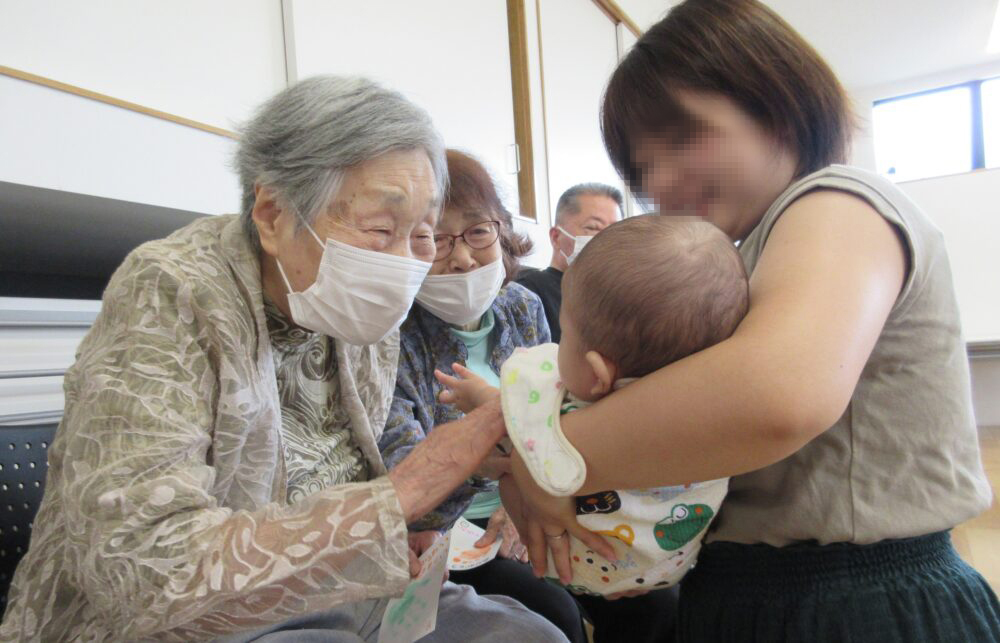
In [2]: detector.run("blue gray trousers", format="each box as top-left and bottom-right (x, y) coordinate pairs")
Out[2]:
(215, 581), (568, 642)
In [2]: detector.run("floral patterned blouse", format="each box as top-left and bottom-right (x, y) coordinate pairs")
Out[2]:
(0, 215), (410, 641)
(264, 300), (368, 503)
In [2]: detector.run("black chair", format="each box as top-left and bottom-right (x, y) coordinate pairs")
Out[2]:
(0, 424), (57, 617)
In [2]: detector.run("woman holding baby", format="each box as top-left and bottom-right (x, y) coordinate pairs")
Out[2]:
(497, 1), (1000, 641)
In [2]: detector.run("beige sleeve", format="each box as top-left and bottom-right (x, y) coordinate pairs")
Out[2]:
(56, 251), (410, 640)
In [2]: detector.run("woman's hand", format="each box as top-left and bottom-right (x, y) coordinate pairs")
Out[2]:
(389, 398), (506, 524)
(500, 452), (617, 584)
(435, 363), (501, 414)
(407, 530), (449, 583)
(475, 507), (528, 562)
(407, 530), (439, 578)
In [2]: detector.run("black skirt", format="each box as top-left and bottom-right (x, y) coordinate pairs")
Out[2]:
(676, 531), (1000, 642)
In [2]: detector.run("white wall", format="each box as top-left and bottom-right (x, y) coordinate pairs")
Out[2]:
(0, 0), (286, 129)
(971, 358), (1000, 428)
(0, 0), (287, 214)
(0, 74), (240, 214)
(537, 0), (624, 217)
(893, 170), (1000, 344)
(0, 0), (630, 266)
(289, 0), (519, 211)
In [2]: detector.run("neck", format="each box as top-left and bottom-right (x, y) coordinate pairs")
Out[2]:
(732, 154), (800, 243)
(453, 317), (482, 332)
(259, 250), (294, 320)
(549, 255), (568, 272)
(732, 182), (791, 242)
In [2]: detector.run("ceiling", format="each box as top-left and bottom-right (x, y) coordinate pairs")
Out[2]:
(614, 0), (1000, 90)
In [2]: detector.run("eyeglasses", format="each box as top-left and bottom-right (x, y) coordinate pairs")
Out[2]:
(433, 220), (501, 261)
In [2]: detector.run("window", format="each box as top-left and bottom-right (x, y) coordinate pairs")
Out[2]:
(873, 78), (998, 182)
(981, 78), (1000, 169)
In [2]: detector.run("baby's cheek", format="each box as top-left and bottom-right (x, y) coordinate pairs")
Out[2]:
(561, 368), (592, 400)
(556, 348), (570, 377)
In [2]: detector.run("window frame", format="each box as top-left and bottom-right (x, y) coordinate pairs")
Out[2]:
(874, 77), (997, 181)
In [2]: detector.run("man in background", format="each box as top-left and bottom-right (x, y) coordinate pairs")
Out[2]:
(516, 183), (623, 341)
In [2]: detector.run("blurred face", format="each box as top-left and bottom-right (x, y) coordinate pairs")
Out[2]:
(553, 194), (621, 263)
(633, 90), (797, 241)
(556, 306), (602, 401)
(255, 148), (439, 309)
(429, 208), (502, 276)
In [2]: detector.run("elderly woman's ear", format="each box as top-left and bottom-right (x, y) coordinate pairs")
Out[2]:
(251, 184), (292, 257)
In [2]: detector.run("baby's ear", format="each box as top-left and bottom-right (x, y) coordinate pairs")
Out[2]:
(584, 351), (618, 398)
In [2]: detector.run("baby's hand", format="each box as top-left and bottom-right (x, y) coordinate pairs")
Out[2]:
(435, 363), (501, 414)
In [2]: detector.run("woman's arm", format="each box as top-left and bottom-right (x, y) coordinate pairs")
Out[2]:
(379, 335), (492, 530)
(567, 190), (908, 491)
(56, 252), (503, 640)
(390, 399), (505, 521)
(506, 191), (909, 574)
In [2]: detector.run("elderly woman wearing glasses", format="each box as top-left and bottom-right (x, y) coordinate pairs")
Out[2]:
(379, 150), (587, 642)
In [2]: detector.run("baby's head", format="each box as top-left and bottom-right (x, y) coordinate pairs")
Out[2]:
(558, 215), (748, 401)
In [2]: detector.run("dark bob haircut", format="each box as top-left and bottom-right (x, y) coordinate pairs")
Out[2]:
(602, 0), (854, 192)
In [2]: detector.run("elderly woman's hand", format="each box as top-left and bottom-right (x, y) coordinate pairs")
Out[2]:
(435, 363), (501, 414)
(500, 452), (617, 584)
(408, 530), (448, 582)
(389, 398), (507, 524)
(474, 507), (528, 563)
(474, 444), (512, 480)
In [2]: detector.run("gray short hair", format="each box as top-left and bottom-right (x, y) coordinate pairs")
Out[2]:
(554, 183), (624, 227)
(235, 76), (447, 245)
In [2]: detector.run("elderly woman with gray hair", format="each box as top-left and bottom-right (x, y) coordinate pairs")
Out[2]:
(0, 77), (565, 642)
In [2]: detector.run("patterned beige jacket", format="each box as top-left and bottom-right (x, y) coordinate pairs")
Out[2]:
(0, 215), (410, 641)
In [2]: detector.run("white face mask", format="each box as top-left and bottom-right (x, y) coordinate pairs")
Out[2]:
(557, 226), (594, 265)
(276, 225), (431, 345)
(415, 258), (506, 325)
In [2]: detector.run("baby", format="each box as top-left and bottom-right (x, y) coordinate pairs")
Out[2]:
(437, 215), (748, 596)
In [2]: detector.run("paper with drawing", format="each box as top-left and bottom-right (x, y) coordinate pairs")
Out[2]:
(447, 517), (501, 571)
(379, 531), (452, 643)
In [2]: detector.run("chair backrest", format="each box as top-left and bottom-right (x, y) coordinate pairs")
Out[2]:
(0, 424), (56, 617)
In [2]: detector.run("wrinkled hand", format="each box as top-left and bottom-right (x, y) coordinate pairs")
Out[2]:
(500, 453), (617, 584)
(475, 506), (528, 563)
(435, 363), (501, 414)
(407, 530), (448, 583)
(389, 398), (506, 524)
